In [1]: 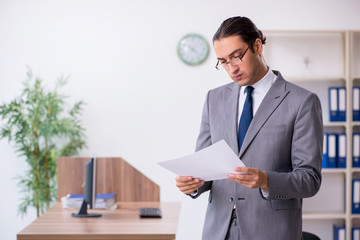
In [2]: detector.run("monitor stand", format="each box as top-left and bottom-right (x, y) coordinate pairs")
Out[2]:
(71, 199), (102, 218)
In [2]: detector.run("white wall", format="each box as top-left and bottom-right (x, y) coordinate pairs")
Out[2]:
(1, 0), (360, 239)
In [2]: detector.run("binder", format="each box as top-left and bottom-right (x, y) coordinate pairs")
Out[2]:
(338, 87), (346, 121)
(354, 133), (360, 168)
(354, 87), (360, 121)
(329, 87), (338, 122)
(353, 227), (360, 240)
(329, 87), (347, 122)
(353, 179), (360, 214)
(333, 224), (346, 240)
(337, 133), (346, 168)
(327, 133), (337, 168)
(322, 133), (328, 168)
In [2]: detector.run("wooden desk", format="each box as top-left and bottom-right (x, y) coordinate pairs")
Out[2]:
(17, 202), (180, 240)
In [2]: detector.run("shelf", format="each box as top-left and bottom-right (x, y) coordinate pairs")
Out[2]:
(263, 31), (345, 81)
(322, 168), (347, 174)
(352, 122), (360, 127)
(287, 76), (346, 82)
(303, 212), (346, 220)
(264, 30), (345, 37)
(323, 122), (347, 127)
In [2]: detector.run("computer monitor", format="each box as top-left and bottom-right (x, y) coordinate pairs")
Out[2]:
(71, 157), (102, 217)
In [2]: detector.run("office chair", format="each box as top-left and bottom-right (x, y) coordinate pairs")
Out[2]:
(302, 231), (320, 240)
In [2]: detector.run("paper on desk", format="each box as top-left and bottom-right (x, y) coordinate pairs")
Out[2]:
(158, 140), (245, 181)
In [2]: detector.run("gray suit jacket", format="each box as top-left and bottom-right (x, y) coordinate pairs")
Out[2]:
(192, 71), (323, 240)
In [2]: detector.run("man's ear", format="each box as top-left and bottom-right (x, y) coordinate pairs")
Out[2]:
(254, 38), (263, 55)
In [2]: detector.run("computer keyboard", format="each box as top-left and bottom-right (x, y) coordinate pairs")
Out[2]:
(139, 207), (162, 218)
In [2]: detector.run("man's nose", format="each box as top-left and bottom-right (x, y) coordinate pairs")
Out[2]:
(227, 62), (239, 73)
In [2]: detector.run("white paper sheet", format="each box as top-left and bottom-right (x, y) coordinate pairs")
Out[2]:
(158, 140), (246, 181)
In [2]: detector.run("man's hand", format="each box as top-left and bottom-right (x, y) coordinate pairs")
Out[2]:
(175, 176), (205, 195)
(227, 167), (269, 190)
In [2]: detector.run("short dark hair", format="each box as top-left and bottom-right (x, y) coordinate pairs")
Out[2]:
(213, 16), (266, 52)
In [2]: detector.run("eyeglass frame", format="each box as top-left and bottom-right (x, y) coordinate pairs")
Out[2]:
(215, 45), (251, 70)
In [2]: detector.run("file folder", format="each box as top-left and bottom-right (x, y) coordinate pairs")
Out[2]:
(354, 87), (360, 121)
(327, 133), (337, 168)
(337, 133), (346, 168)
(322, 133), (328, 168)
(334, 224), (345, 240)
(354, 133), (360, 168)
(353, 179), (360, 214)
(329, 87), (338, 122)
(353, 227), (360, 240)
(338, 87), (346, 121)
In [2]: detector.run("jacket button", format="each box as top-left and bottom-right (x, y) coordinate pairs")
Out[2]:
(229, 196), (234, 202)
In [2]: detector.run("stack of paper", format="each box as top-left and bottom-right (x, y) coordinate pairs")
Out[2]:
(61, 193), (117, 210)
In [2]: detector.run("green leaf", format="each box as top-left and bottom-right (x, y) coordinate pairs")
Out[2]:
(1, 68), (87, 217)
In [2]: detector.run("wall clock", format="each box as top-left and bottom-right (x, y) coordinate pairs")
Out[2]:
(177, 33), (209, 66)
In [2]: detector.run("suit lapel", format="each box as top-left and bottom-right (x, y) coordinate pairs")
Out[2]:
(224, 82), (241, 154)
(239, 76), (290, 158)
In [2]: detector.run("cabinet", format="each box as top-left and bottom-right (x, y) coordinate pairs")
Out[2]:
(263, 30), (360, 240)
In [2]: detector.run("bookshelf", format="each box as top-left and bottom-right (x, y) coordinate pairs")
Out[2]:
(263, 30), (360, 240)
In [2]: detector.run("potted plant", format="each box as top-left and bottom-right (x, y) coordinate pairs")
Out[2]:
(0, 69), (86, 217)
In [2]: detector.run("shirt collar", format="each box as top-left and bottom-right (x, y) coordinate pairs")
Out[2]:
(243, 67), (277, 95)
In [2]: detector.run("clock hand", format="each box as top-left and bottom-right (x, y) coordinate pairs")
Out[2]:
(188, 45), (199, 55)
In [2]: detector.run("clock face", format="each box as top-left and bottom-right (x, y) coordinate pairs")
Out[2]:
(177, 33), (209, 66)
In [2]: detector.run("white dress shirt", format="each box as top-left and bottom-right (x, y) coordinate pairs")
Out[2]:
(237, 68), (277, 198)
(237, 68), (277, 124)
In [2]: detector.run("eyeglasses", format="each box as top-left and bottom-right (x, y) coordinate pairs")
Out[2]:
(215, 45), (250, 70)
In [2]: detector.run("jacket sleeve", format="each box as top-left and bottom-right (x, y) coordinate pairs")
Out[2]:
(190, 90), (213, 198)
(264, 92), (323, 200)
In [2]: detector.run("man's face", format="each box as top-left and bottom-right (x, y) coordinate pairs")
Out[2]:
(214, 35), (264, 86)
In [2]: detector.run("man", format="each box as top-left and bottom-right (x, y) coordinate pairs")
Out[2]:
(175, 16), (323, 240)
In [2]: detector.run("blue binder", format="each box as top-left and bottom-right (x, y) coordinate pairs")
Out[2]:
(329, 87), (346, 122)
(337, 133), (346, 168)
(338, 87), (346, 121)
(327, 133), (337, 168)
(354, 133), (360, 168)
(333, 224), (345, 240)
(353, 226), (360, 240)
(353, 179), (360, 214)
(354, 86), (360, 121)
(322, 133), (328, 168)
(329, 87), (338, 122)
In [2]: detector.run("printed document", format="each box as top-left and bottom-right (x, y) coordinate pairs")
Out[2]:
(158, 140), (245, 181)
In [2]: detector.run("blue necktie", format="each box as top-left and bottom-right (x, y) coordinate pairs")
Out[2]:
(238, 86), (254, 151)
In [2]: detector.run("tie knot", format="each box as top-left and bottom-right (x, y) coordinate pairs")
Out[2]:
(245, 86), (254, 96)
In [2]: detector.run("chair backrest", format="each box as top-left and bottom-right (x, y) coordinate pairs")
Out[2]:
(302, 231), (320, 240)
(57, 157), (160, 202)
